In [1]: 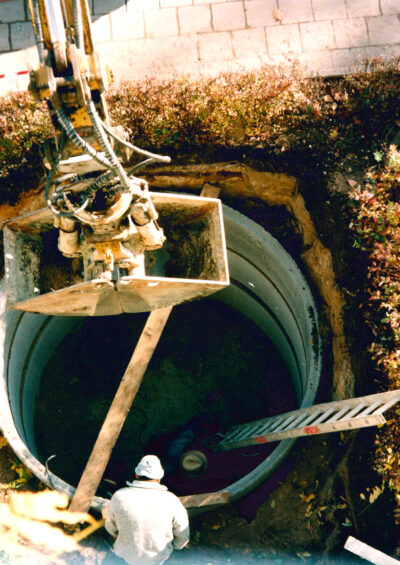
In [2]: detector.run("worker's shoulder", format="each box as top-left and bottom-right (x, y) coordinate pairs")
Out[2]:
(111, 484), (174, 498)
(109, 486), (132, 501)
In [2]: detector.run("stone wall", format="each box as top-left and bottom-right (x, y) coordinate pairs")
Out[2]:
(0, 0), (400, 95)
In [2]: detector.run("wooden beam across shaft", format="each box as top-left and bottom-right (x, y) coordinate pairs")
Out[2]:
(69, 184), (221, 513)
(69, 305), (173, 512)
(179, 491), (230, 509)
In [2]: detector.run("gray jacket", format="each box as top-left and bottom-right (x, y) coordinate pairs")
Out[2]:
(104, 480), (189, 565)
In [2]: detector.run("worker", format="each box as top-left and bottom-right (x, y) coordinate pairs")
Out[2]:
(104, 454), (190, 565)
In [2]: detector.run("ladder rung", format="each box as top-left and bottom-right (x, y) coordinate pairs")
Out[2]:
(272, 414), (299, 434)
(326, 406), (352, 423)
(224, 428), (250, 442)
(265, 415), (286, 433)
(375, 396), (400, 414)
(359, 400), (383, 417)
(216, 417), (280, 446)
(312, 407), (337, 425)
(342, 402), (367, 420)
(218, 427), (239, 440)
(228, 422), (266, 442)
(220, 427), (246, 442)
(256, 418), (285, 435)
(284, 411), (315, 431)
(298, 409), (323, 427)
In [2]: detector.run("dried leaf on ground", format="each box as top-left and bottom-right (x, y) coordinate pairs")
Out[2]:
(9, 490), (94, 525)
(0, 504), (78, 553)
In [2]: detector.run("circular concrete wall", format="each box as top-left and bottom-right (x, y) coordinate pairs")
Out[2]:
(0, 205), (321, 511)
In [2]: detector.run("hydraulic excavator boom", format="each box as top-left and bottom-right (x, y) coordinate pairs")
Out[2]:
(27, 0), (169, 281)
(4, 0), (229, 316)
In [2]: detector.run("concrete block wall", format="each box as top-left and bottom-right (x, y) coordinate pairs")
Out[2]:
(0, 0), (400, 95)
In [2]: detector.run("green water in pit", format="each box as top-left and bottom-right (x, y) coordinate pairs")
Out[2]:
(34, 298), (297, 489)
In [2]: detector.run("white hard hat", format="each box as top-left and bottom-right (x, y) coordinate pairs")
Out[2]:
(135, 455), (164, 480)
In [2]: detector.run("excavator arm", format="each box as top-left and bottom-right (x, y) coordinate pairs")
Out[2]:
(27, 0), (170, 283)
(4, 0), (229, 316)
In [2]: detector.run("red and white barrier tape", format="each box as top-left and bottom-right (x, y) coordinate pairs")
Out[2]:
(0, 70), (30, 80)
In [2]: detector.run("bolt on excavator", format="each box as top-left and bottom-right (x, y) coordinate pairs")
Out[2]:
(4, 0), (229, 317)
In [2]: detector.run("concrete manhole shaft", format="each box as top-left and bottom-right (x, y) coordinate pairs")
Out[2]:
(0, 205), (321, 511)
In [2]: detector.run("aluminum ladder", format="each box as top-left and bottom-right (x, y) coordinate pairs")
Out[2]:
(209, 390), (400, 452)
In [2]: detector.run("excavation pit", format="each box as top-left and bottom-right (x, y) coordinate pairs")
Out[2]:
(0, 205), (321, 511)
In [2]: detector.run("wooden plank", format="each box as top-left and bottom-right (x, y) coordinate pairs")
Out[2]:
(179, 491), (230, 509)
(69, 305), (173, 512)
(69, 183), (224, 513)
(344, 536), (400, 565)
(201, 183), (221, 198)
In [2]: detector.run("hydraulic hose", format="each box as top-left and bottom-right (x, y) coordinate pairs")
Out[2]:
(44, 132), (90, 218)
(85, 99), (131, 190)
(100, 120), (171, 164)
(30, 0), (45, 64)
(56, 109), (115, 171)
(128, 158), (157, 175)
(72, 0), (84, 50)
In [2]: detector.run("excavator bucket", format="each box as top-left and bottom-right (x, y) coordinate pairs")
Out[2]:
(4, 193), (229, 316)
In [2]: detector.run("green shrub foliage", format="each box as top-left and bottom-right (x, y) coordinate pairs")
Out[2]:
(0, 92), (52, 203)
(350, 146), (400, 503)
(1, 58), (400, 201)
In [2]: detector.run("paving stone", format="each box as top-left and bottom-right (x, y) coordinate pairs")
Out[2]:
(230, 54), (270, 70)
(111, 11), (145, 40)
(232, 28), (267, 58)
(98, 35), (199, 80)
(92, 14), (112, 43)
(198, 59), (234, 76)
(127, 0), (159, 10)
(300, 21), (335, 51)
(11, 22), (34, 50)
(278, 0), (313, 24)
(381, 0), (400, 14)
(198, 31), (233, 60)
(212, 2), (246, 31)
(368, 15), (400, 45)
(198, 56), (269, 76)
(0, 24), (9, 51)
(179, 5), (212, 34)
(333, 18), (369, 48)
(0, 0), (25, 23)
(346, 0), (380, 18)
(93, 0), (126, 16)
(244, 0), (279, 28)
(161, 0), (192, 6)
(297, 49), (333, 73)
(194, 0), (226, 3)
(312, 0), (346, 21)
(145, 8), (179, 37)
(266, 23), (301, 55)
(332, 45), (400, 70)
(331, 47), (365, 69)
